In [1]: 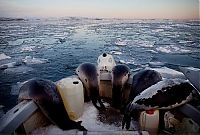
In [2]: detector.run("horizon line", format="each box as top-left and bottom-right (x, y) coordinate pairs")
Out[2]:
(0, 15), (199, 21)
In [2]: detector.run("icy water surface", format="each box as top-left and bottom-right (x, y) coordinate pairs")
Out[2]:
(0, 18), (200, 112)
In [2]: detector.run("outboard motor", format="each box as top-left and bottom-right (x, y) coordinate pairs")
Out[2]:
(97, 53), (116, 72)
(97, 53), (116, 98)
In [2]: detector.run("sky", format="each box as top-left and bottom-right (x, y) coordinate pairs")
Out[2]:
(0, 0), (199, 19)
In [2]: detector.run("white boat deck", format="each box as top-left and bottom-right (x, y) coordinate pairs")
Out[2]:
(32, 102), (148, 135)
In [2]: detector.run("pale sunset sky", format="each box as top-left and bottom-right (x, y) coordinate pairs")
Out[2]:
(0, 0), (199, 19)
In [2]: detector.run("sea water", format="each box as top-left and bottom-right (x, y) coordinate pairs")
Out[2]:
(0, 17), (199, 113)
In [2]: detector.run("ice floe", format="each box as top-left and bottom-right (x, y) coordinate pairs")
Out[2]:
(110, 51), (122, 55)
(152, 29), (164, 33)
(178, 40), (194, 44)
(155, 38), (174, 45)
(149, 61), (165, 67)
(40, 37), (58, 45)
(119, 60), (126, 64)
(118, 59), (135, 65)
(22, 56), (48, 65)
(137, 41), (154, 48)
(20, 46), (36, 52)
(159, 25), (172, 29)
(0, 61), (23, 70)
(115, 38), (127, 46)
(0, 53), (11, 60)
(3, 66), (33, 74)
(146, 50), (158, 54)
(9, 39), (28, 46)
(156, 45), (191, 54)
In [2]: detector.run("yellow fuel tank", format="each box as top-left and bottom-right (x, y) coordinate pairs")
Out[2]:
(56, 77), (84, 120)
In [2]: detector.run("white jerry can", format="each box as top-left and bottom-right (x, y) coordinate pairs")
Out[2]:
(56, 77), (84, 120)
(97, 53), (116, 72)
(139, 110), (159, 134)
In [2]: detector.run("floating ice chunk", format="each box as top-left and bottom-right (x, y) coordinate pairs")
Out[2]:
(108, 46), (120, 51)
(179, 40), (194, 44)
(156, 45), (190, 54)
(146, 50), (158, 54)
(8, 39), (25, 46)
(0, 53), (11, 60)
(173, 24), (190, 28)
(125, 27), (133, 30)
(23, 56), (48, 65)
(156, 46), (172, 53)
(113, 46), (120, 51)
(118, 59), (135, 65)
(110, 51), (122, 55)
(0, 60), (24, 70)
(159, 25), (172, 29)
(20, 38), (42, 45)
(152, 29), (164, 32)
(21, 46), (36, 52)
(138, 41), (154, 48)
(3, 66), (33, 74)
(40, 38), (58, 45)
(114, 52), (122, 55)
(115, 38), (127, 46)
(119, 60), (126, 64)
(149, 61), (165, 67)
